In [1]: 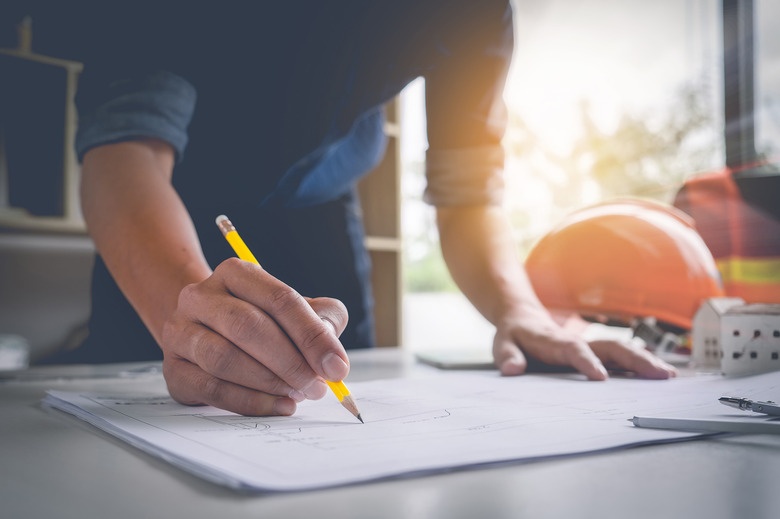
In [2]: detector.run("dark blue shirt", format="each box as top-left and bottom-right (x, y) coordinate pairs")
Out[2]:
(66, 0), (513, 360)
(75, 0), (512, 209)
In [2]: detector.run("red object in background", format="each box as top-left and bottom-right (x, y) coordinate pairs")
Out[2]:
(525, 198), (724, 332)
(673, 165), (780, 303)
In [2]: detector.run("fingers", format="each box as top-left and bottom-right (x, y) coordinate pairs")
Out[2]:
(171, 284), (326, 405)
(588, 340), (678, 379)
(550, 338), (608, 381)
(215, 259), (350, 382)
(178, 283), (329, 400)
(163, 355), (297, 416)
(177, 319), (305, 398)
(307, 297), (352, 381)
(493, 316), (677, 381)
(492, 330), (528, 376)
(160, 258), (353, 416)
(492, 318), (608, 380)
(307, 297), (349, 337)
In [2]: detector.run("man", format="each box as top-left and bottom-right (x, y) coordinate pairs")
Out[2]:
(69, 0), (674, 416)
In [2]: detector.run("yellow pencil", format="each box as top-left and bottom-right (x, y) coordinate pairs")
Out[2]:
(215, 214), (364, 423)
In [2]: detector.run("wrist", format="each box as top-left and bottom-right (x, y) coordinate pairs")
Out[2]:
(494, 299), (554, 328)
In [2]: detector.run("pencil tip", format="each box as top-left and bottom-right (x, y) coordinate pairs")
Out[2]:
(357, 414), (364, 424)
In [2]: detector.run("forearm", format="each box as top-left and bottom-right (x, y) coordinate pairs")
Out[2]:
(436, 205), (550, 326)
(80, 139), (212, 343)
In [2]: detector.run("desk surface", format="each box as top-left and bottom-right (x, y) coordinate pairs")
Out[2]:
(2, 348), (779, 519)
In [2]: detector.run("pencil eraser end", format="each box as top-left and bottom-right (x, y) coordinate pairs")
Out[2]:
(215, 215), (228, 226)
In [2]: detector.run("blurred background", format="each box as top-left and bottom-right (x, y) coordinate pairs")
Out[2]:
(402, 0), (780, 351)
(1, 0), (778, 362)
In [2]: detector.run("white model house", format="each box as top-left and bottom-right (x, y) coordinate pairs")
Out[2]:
(692, 297), (780, 376)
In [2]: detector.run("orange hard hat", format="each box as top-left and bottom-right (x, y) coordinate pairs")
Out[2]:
(525, 198), (725, 331)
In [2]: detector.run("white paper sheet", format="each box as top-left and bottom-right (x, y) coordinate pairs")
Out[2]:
(43, 370), (780, 491)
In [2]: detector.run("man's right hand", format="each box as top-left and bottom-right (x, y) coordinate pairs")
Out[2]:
(160, 257), (350, 416)
(81, 140), (350, 417)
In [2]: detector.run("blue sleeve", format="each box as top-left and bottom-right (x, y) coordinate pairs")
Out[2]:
(422, 0), (513, 207)
(75, 69), (197, 163)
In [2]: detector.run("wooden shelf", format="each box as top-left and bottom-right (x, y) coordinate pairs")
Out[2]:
(0, 49), (84, 234)
(364, 236), (403, 251)
(382, 121), (401, 138)
(357, 99), (403, 347)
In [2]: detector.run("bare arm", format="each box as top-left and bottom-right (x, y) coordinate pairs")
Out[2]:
(81, 139), (351, 415)
(81, 139), (209, 339)
(436, 205), (676, 379)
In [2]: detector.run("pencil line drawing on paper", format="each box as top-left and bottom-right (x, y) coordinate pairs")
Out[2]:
(42, 371), (780, 491)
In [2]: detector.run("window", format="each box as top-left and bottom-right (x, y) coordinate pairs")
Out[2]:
(402, 0), (779, 351)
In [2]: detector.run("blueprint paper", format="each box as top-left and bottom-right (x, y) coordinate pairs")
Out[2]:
(42, 371), (780, 491)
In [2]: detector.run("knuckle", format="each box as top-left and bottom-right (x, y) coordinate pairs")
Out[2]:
(225, 306), (268, 344)
(176, 282), (207, 315)
(264, 376), (292, 398)
(201, 375), (225, 404)
(277, 355), (313, 384)
(248, 365), (290, 396)
(190, 324), (212, 353)
(162, 319), (199, 356)
(178, 281), (200, 303)
(267, 283), (303, 312)
(210, 350), (237, 377)
(297, 322), (332, 352)
(161, 324), (188, 360)
(216, 256), (245, 275)
(559, 338), (584, 354)
(549, 339), (583, 364)
(197, 341), (236, 377)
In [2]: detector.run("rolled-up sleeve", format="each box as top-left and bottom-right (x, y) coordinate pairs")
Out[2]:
(75, 69), (197, 162)
(423, 145), (505, 206)
(423, 0), (513, 207)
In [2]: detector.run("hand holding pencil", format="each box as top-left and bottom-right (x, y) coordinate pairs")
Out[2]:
(158, 215), (355, 419)
(216, 215), (363, 423)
